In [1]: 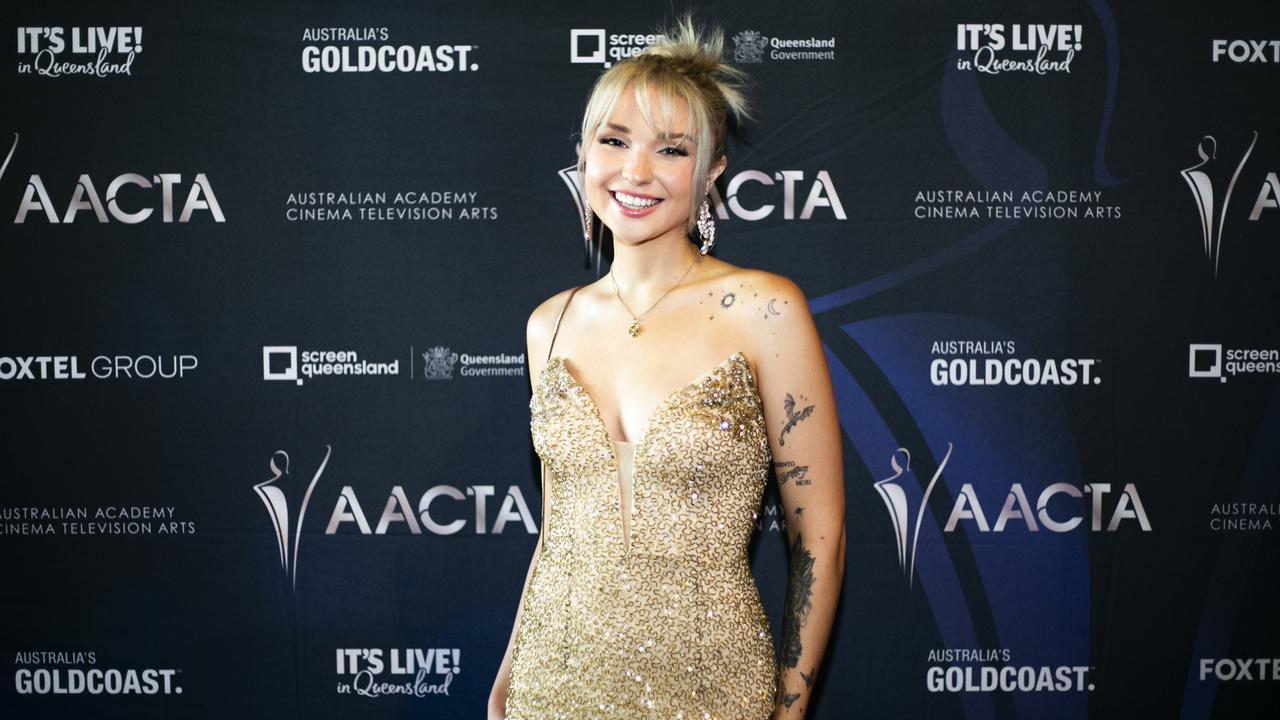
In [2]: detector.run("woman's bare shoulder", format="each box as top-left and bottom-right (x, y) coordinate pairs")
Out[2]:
(710, 266), (813, 370)
(527, 286), (586, 365)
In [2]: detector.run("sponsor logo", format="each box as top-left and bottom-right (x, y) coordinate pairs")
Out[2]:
(1181, 134), (1256, 276)
(926, 648), (1093, 693)
(1209, 502), (1276, 531)
(875, 445), (1150, 586)
(335, 647), (460, 698)
(416, 347), (524, 380)
(0, 354), (198, 381)
(300, 27), (477, 73)
(254, 448), (329, 592)
(1188, 343), (1280, 381)
(262, 346), (523, 384)
(955, 23), (1081, 75)
(283, 191), (496, 223)
(913, 189), (1121, 221)
(1211, 40), (1280, 63)
(929, 340), (1101, 387)
(1180, 132), (1280, 277)
(731, 31), (768, 63)
(12, 651), (181, 696)
(252, 445), (536, 593)
(1198, 658), (1280, 681)
(16, 26), (142, 78)
(569, 29), (661, 67)
(561, 155), (847, 239)
(325, 483), (536, 536)
(0, 506), (195, 537)
(262, 346), (400, 385)
(709, 170), (846, 221)
(7, 132), (225, 225)
(730, 30), (836, 63)
(873, 445), (953, 588)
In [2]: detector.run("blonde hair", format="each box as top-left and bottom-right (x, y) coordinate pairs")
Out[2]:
(578, 16), (751, 233)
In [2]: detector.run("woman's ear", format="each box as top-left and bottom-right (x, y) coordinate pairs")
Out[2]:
(706, 156), (727, 192)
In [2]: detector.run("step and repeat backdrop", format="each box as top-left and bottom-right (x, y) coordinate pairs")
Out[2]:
(3, 0), (1278, 718)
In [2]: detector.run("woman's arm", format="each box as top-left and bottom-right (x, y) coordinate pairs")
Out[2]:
(487, 464), (547, 719)
(746, 272), (846, 719)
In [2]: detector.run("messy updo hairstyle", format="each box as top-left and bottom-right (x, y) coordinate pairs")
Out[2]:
(578, 15), (751, 233)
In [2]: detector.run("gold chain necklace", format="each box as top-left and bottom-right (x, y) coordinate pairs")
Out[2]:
(609, 252), (700, 337)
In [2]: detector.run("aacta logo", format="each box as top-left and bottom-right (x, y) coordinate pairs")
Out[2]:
(253, 444), (537, 589)
(253, 447), (330, 592)
(875, 445), (1151, 586)
(1180, 132), (1280, 277)
(4, 134), (226, 224)
(559, 154), (846, 238)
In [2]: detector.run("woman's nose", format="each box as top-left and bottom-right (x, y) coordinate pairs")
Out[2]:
(622, 151), (652, 186)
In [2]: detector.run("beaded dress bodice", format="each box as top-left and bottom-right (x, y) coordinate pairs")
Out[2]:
(505, 350), (777, 719)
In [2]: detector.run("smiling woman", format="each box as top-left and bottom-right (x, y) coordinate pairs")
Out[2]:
(489, 15), (846, 720)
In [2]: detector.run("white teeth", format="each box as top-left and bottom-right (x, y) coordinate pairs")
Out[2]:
(614, 191), (659, 208)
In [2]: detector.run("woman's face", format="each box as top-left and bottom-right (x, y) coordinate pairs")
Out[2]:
(584, 84), (701, 247)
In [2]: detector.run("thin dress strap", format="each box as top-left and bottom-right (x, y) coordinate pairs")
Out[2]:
(545, 285), (583, 362)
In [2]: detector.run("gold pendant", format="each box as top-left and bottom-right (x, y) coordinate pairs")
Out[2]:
(627, 320), (640, 337)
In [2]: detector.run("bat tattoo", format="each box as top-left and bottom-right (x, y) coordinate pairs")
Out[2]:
(800, 668), (815, 688)
(779, 393), (815, 446)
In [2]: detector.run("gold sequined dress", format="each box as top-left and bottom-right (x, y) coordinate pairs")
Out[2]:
(506, 340), (777, 719)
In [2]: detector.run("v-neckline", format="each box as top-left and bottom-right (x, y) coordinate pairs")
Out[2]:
(544, 351), (753, 458)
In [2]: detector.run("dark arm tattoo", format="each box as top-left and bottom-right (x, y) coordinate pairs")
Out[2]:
(774, 460), (809, 485)
(779, 393), (815, 446)
(781, 533), (816, 667)
(800, 668), (815, 688)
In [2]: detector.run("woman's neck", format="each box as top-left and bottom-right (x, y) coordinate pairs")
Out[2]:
(608, 233), (702, 299)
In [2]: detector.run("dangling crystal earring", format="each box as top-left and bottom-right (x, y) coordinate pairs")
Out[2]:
(583, 205), (593, 243)
(697, 198), (716, 255)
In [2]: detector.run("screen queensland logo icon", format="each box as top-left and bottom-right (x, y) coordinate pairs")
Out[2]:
(1188, 343), (1280, 382)
(569, 28), (660, 67)
(875, 444), (1150, 588)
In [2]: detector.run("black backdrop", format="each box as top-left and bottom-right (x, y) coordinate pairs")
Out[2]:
(3, 1), (1279, 718)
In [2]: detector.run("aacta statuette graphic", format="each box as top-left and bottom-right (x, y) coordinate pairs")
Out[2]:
(558, 142), (605, 274)
(1, 133), (17, 184)
(1180, 132), (1257, 278)
(253, 446), (330, 592)
(873, 443), (953, 589)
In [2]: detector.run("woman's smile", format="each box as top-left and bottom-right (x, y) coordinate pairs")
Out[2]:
(584, 85), (696, 245)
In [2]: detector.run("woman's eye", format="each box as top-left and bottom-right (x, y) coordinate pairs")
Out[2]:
(660, 146), (690, 157)
(599, 137), (626, 148)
